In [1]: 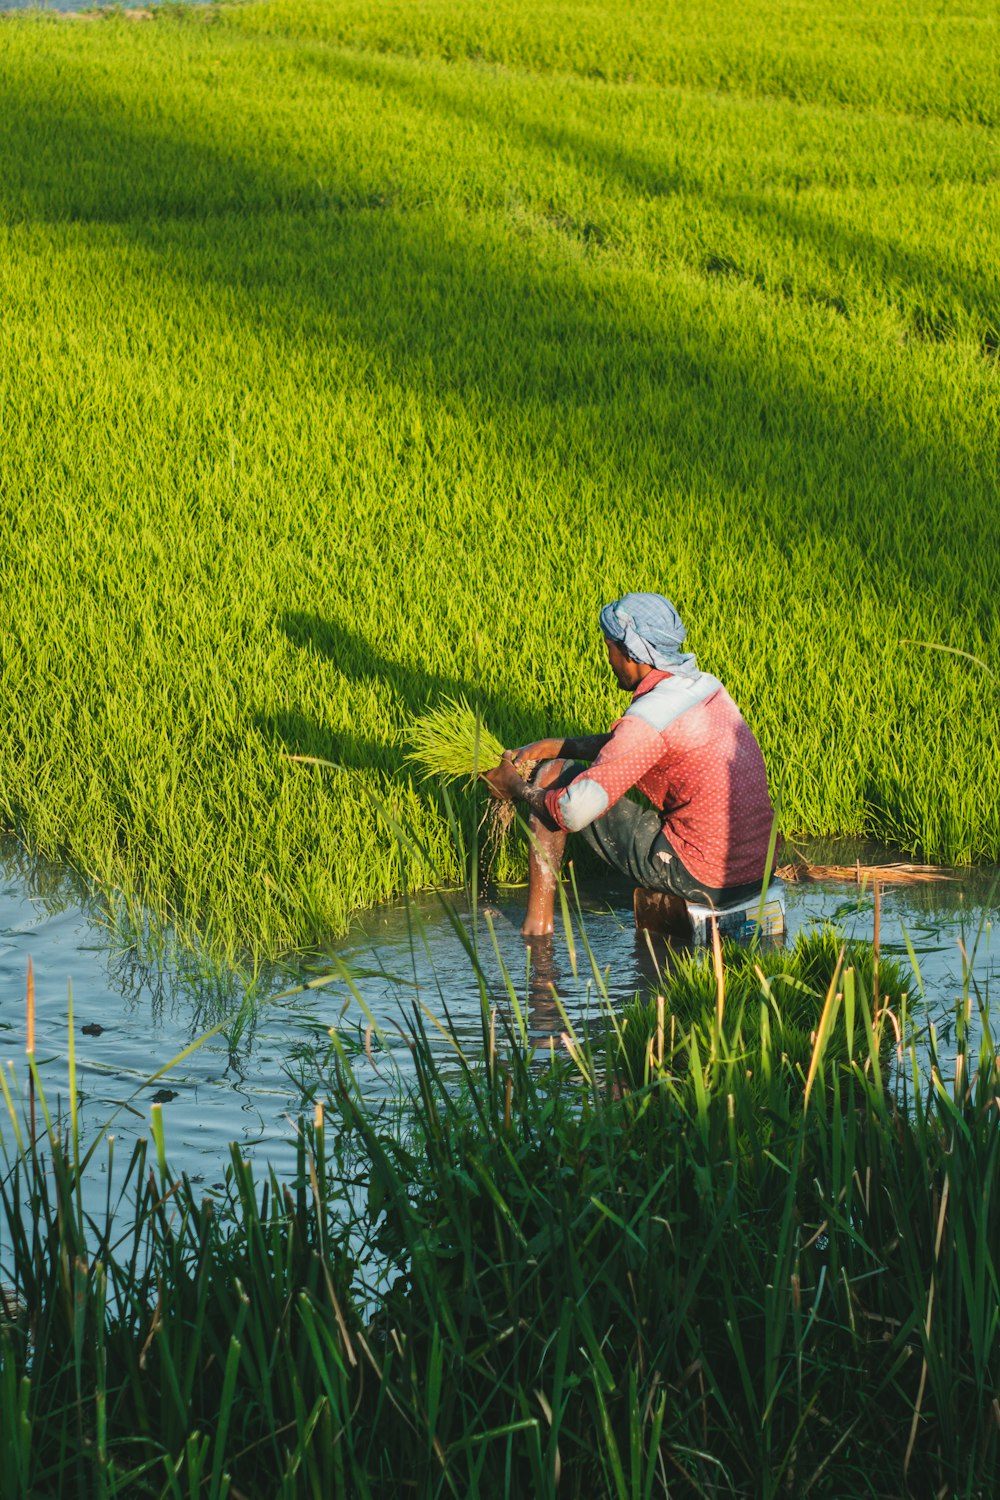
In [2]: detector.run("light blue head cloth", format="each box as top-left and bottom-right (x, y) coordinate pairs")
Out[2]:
(599, 592), (698, 679)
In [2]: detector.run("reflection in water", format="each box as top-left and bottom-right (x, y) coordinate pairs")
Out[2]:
(523, 935), (562, 1046)
(522, 926), (689, 1048)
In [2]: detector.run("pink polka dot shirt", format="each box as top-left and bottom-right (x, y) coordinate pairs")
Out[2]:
(544, 668), (776, 889)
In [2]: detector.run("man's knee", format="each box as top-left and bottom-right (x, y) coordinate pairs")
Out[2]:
(530, 757), (584, 792)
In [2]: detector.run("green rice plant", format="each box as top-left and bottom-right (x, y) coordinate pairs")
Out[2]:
(407, 695), (541, 865)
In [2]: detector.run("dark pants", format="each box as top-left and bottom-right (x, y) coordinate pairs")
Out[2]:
(547, 762), (763, 907)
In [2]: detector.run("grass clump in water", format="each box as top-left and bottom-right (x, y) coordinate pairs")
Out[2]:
(617, 925), (910, 1089)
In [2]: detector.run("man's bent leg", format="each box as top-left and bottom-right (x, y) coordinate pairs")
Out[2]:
(522, 759), (573, 937)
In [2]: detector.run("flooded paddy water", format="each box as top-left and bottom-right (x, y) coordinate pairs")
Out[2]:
(1, 836), (997, 1197)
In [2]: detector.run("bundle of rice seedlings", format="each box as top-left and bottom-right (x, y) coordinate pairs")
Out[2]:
(407, 695), (506, 784)
(407, 696), (538, 853)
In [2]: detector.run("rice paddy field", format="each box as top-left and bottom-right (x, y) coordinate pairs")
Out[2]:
(0, 0), (998, 955)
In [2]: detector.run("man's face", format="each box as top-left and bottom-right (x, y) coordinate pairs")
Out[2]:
(605, 637), (642, 691)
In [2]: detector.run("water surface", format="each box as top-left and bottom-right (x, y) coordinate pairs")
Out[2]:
(0, 839), (996, 1199)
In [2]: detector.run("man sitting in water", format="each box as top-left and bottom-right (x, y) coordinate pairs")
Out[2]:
(485, 592), (777, 937)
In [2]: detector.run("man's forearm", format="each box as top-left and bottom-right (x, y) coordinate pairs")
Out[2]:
(561, 732), (611, 762)
(510, 735), (608, 822)
(499, 733), (609, 824)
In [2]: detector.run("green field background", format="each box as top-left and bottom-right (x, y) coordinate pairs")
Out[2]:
(1, 0), (997, 953)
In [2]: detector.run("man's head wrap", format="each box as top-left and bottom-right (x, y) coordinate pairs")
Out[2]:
(599, 592), (698, 678)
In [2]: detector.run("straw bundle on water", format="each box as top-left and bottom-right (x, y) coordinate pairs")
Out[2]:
(776, 860), (955, 885)
(407, 696), (538, 851)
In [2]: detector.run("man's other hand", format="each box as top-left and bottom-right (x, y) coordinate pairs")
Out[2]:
(483, 752), (524, 802)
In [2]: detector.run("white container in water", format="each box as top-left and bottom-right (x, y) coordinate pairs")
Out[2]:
(685, 880), (786, 946)
(634, 880), (786, 945)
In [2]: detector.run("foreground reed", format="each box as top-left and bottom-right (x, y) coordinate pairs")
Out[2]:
(0, 902), (997, 1497)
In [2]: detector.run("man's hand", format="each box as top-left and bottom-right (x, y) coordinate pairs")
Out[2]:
(512, 738), (564, 766)
(483, 751), (525, 803)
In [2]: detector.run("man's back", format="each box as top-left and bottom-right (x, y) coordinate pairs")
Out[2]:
(574, 670), (775, 888)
